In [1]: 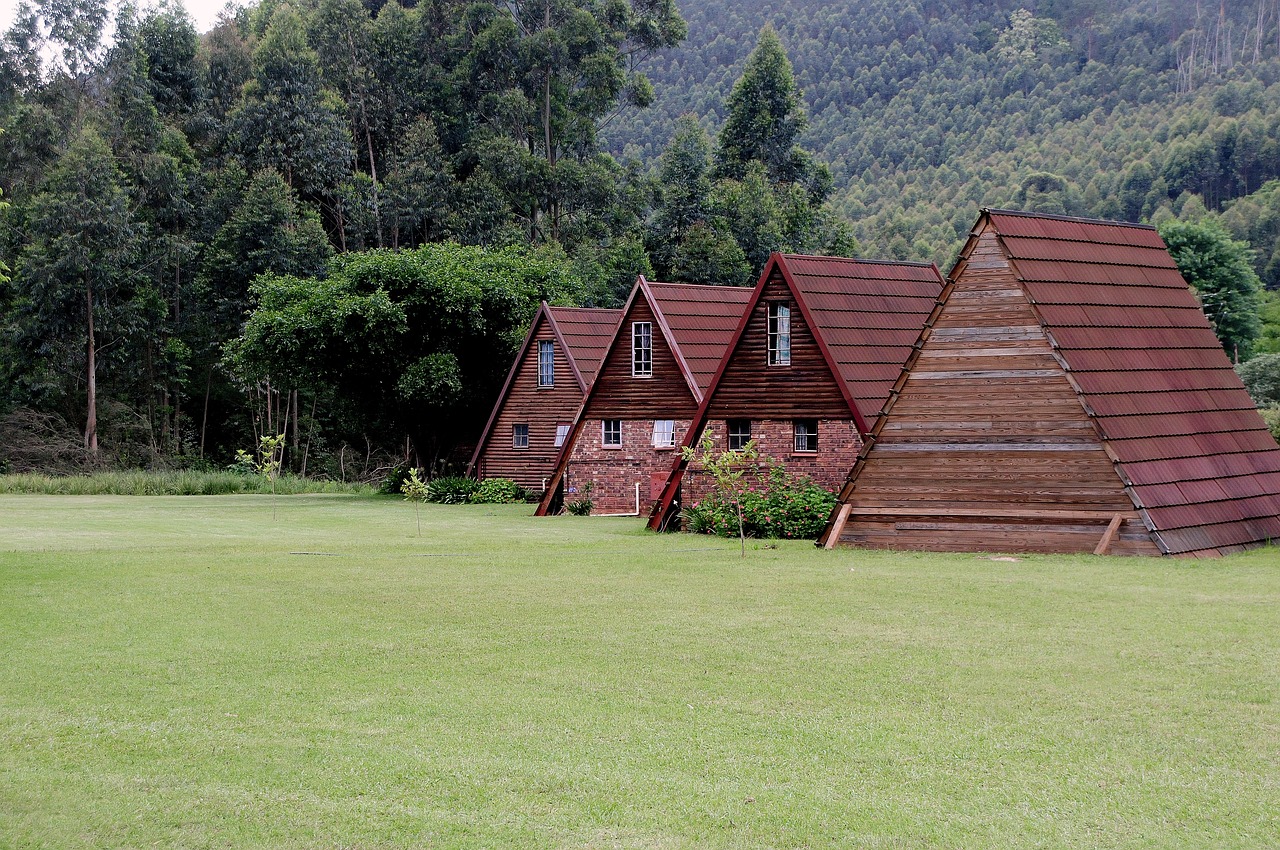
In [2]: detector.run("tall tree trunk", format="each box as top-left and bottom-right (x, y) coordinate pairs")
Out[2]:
(199, 364), (213, 459)
(85, 281), (98, 456)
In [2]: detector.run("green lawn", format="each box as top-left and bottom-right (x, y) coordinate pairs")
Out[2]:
(1, 495), (1277, 848)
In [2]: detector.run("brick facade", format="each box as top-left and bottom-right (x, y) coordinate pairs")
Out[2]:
(564, 419), (691, 515)
(681, 418), (862, 505)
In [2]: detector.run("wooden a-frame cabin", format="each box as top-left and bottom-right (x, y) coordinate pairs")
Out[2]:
(468, 302), (621, 492)
(819, 209), (1280, 557)
(648, 253), (944, 531)
(535, 277), (753, 516)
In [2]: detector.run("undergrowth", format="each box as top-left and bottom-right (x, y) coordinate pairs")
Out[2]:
(0, 471), (374, 496)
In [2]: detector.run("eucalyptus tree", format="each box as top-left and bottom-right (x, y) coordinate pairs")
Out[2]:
(15, 128), (147, 455)
(228, 6), (352, 203)
(457, 0), (685, 242)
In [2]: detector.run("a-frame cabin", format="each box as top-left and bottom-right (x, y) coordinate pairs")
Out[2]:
(536, 278), (752, 516)
(648, 253), (944, 531)
(820, 209), (1280, 557)
(468, 302), (621, 492)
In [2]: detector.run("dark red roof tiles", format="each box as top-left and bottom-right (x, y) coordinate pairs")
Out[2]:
(547, 306), (623, 386)
(983, 208), (1280, 555)
(646, 281), (753, 397)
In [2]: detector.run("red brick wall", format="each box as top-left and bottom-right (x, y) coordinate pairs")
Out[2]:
(565, 419), (691, 514)
(682, 418), (861, 504)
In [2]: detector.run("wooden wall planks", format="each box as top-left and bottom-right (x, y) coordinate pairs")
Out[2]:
(704, 270), (851, 419)
(474, 318), (583, 491)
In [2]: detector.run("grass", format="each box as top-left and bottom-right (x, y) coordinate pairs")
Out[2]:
(0, 470), (374, 496)
(0, 495), (1277, 848)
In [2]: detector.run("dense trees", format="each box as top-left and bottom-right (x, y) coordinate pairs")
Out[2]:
(3, 0), (1280, 475)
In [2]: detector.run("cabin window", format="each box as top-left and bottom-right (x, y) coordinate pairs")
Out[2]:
(554, 423), (570, 447)
(537, 340), (554, 387)
(793, 419), (817, 453)
(652, 419), (676, 448)
(513, 423), (529, 449)
(727, 419), (752, 450)
(768, 302), (791, 365)
(602, 419), (622, 447)
(632, 322), (653, 376)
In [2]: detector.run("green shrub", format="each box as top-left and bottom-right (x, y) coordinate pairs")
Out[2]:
(564, 482), (594, 515)
(1236, 353), (1280, 406)
(427, 476), (480, 504)
(1260, 406), (1280, 443)
(684, 466), (836, 540)
(469, 477), (526, 504)
(379, 465), (412, 495)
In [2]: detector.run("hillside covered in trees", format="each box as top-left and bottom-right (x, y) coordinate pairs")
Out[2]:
(1, 0), (1279, 476)
(609, 0), (1280, 270)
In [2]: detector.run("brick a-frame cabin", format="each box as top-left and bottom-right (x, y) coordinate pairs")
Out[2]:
(820, 209), (1280, 557)
(648, 253), (944, 531)
(468, 302), (621, 491)
(535, 278), (753, 516)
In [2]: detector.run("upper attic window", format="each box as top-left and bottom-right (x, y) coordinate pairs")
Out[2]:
(632, 322), (653, 377)
(538, 340), (554, 387)
(768, 303), (791, 366)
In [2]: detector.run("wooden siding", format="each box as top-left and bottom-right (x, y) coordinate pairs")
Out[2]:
(585, 296), (700, 420)
(833, 225), (1161, 555)
(475, 317), (582, 491)
(705, 269), (850, 419)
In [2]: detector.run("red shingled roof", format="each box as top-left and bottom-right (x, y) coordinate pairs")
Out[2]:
(546, 306), (622, 387)
(646, 281), (754, 398)
(779, 254), (943, 425)
(988, 209), (1280, 555)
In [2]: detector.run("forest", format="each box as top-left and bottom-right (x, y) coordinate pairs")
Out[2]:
(2, 0), (1280, 478)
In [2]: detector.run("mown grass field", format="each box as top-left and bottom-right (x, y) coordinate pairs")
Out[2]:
(1, 494), (1277, 848)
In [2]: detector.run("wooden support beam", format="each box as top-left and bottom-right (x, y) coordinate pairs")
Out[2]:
(1093, 514), (1124, 556)
(824, 503), (852, 550)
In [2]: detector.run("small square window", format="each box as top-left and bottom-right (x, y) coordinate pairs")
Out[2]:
(537, 340), (554, 387)
(554, 423), (570, 447)
(652, 419), (676, 448)
(602, 419), (622, 447)
(513, 423), (529, 449)
(793, 419), (817, 453)
(727, 419), (752, 451)
(632, 322), (653, 377)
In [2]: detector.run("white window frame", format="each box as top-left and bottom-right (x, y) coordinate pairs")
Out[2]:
(632, 322), (653, 377)
(793, 419), (818, 453)
(537, 340), (554, 387)
(727, 419), (752, 451)
(602, 419), (622, 447)
(652, 419), (676, 448)
(554, 423), (570, 447)
(513, 423), (529, 449)
(768, 302), (792, 366)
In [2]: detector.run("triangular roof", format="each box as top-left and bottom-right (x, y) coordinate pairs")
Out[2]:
(648, 253), (943, 530)
(534, 277), (752, 515)
(468, 302), (622, 477)
(824, 209), (1280, 556)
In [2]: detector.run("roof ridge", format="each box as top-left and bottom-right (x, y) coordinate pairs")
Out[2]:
(781, 253), (936, 268)
(984, 207), (1158, 232)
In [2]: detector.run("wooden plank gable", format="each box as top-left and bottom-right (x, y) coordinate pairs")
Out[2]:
(705, 267), (851, 420)
(824, 222), (1161, 555)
